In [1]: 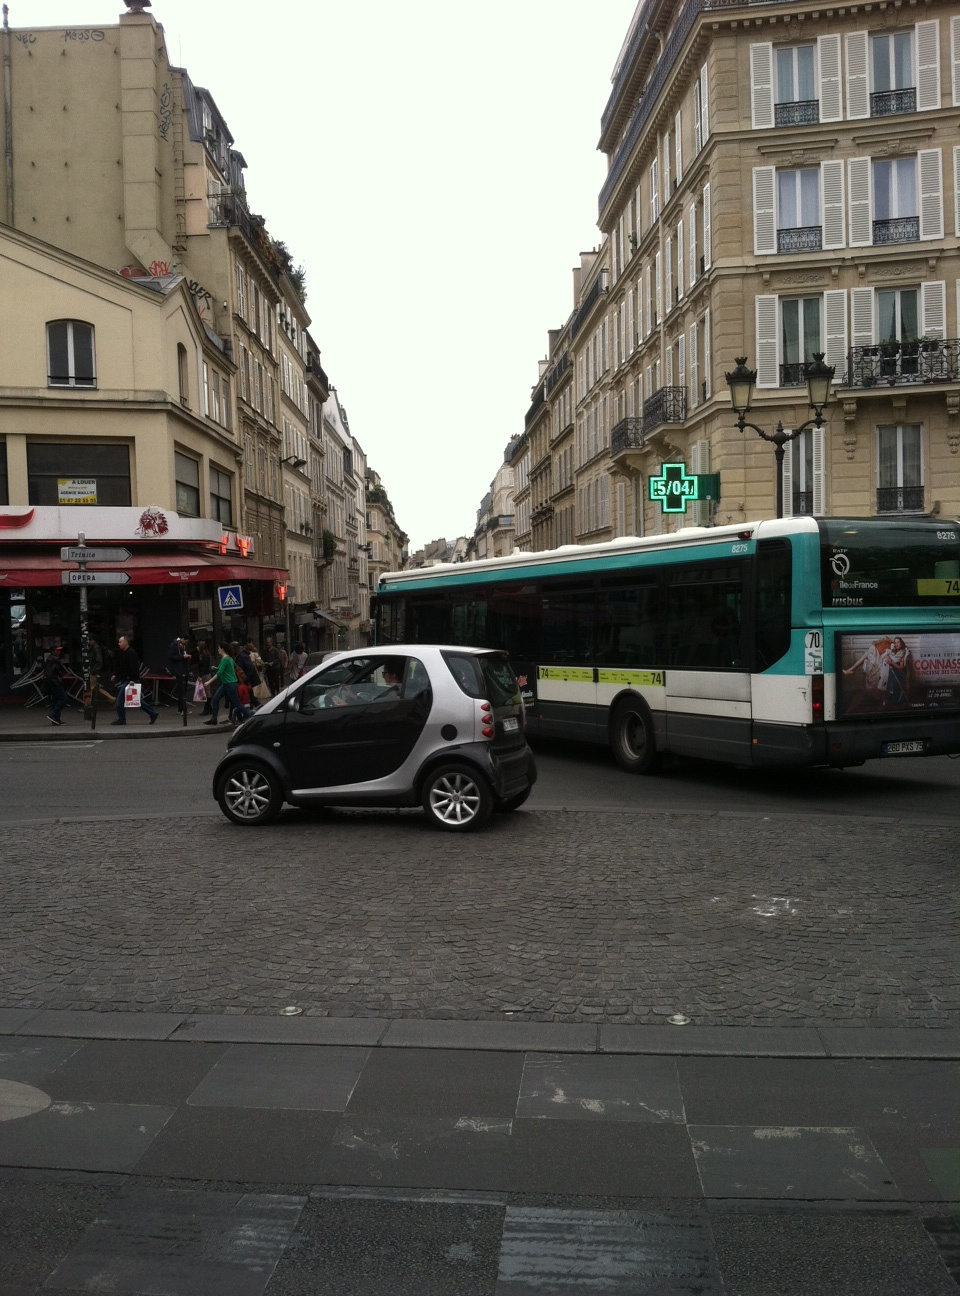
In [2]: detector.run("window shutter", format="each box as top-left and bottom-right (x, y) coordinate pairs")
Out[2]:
(627, 291), (635, 353)
(690, 439), (710, 525)
(781, 434), (794, 518)
(703, 183), (712, 268)
(845, 31), (870, 119)
(703, 308), (712, 398)
(616, 479), (626, 534)
(750, 42), (775, 129)
(755, 294), (779, 388)
(644, 265), (652, 334)
(953, 16), (960, 106)
(824, 289), (848, 380)
(753, 166), (777, 255)
(821, 160), (846, 249)
(851, 286), (874, 347)
(812, 426), (826, 516)
(678, 334), (686, 396)
(665, 237), (674, 309)
(915, 20), (941, 112)
(920, 281), (947, 338)
(694, 80), (703, 151)
(689, 322), (699, 408)
(700, 62), (710, 140)
(655, 251), (662, 321)
(675, 110), (683, 183)
(676, 220), (684, 298)
(666, 345), (674, 387)
(688, 203), (698, 283)
(847, 157), (872, 246)
(662, 133), (671, 202)
(818, 35), (842, 122)
(613, 312), (620, 371)
(918, 148), (944, 239)
(955, 146), (960, 235)
(650, 158), (659, 224)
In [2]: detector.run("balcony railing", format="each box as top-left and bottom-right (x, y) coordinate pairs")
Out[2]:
(775, 99), (819, 126)
(611, 417), (645, 454)
(779, 362), (807, 387)
(877, 486), (924, 513)
(844, 339), (959, 389)
(525, 387), (545, 429)
(791, 490), (814, 516)
(545, 350), (570, 396)
(777, 225), (823, 254)
(873, 216), (919, 245)
(570, 270), (610, 340)
(643, 386), (687, 430)
(871, 87), (916, 116)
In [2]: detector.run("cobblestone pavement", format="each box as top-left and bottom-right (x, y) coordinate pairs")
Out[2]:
(3, 807), (957, 1027)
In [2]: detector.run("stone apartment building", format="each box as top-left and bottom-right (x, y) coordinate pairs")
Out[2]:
(512, 0), (960, 550)
(365, 468), (409, 602)
(0, 3), (394, 671)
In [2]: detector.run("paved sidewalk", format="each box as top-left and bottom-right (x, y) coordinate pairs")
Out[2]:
(0, 697), (225, 740)
(1, 1011), (958, 1293)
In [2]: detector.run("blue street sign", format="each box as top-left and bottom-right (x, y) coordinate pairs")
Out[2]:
(217, 584), (244, 611)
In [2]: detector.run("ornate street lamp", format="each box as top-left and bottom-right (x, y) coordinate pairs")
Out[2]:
(725, 353), (835, 518)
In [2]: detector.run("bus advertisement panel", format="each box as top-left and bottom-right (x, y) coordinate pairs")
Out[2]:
(838, 631), (960, 718)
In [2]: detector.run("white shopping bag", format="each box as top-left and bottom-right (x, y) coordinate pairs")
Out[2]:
(124, 682), (142, 708)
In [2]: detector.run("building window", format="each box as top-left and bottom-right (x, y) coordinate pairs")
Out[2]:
(177, 345), (189, 405)
(776, 168), (821, 253)
(789, 430), (815, 515)
(872, 157), (918, 244)
(775, 45), (818, 125)
(210, 465), (233, 526)
(780, 297), (822, 386)
(175, 451), (201, 517)
(877, 423), (923, 513)
(0, 441), (7, 505)
(47, 320), (96, 388)
(27, 443), (130, 505)
(871, 31), (915, 116)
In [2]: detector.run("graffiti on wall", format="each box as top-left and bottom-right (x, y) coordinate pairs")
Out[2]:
(159, 83), (173, 141)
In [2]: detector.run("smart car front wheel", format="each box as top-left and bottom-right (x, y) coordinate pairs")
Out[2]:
(421, 762), (493, 832)
(217, 762), (283, 826)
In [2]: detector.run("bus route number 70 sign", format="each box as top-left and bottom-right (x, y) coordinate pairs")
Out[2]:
(804, 630), (824, 674)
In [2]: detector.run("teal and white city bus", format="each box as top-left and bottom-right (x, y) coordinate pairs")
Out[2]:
(375, 517), (960, 772)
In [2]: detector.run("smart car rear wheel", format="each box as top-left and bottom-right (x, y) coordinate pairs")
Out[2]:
(217, 762), (282, 826)
(422, 762), (493, 832)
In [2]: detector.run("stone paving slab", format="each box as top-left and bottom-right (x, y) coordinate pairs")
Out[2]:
(601, 1024), (827, 1056)
(381, 1019), (599, 1052)
(13, 1010), (188, 1039)
(170, 1014), (390, 1046)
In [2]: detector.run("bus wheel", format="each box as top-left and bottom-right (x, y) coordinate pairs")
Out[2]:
(610, 696), (658, 774)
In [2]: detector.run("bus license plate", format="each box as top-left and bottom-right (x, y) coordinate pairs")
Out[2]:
(882, 739), (926, 755)
(503, 717), (519, 732)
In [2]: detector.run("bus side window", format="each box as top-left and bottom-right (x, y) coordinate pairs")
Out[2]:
(756, 539), (792, 668)
(665, 563), (743, 669)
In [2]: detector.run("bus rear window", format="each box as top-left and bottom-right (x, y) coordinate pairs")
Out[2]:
(819, 520), (960, 609)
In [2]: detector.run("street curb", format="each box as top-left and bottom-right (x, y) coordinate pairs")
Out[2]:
(1, 1008), (958, 1058)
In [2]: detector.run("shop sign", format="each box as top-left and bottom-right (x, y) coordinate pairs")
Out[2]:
(648, 464), (721, 514)
(58, 478), (97, 505)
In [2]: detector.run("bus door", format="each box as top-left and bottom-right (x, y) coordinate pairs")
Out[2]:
(662, 560), (753, 763)
(536, 581), (599, 741)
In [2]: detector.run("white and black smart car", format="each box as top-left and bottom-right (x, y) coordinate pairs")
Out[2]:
(212, 645), (536, 831)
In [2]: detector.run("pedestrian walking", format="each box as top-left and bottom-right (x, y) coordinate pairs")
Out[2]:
(194, 640), (214, 714)
(167, 634), (191, 714)
(110, 634), (158, 726)
(203, 642), (251, 727)
(288, 641), (307, 683)
(43, 645), (69, 726)
(263, 636), (283, 696)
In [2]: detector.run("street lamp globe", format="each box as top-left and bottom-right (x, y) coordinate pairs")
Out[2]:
(804, 352), (835, 412)
(725, 357), (757, 417)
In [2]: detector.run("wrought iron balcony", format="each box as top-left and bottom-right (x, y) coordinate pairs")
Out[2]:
(873, 216), (919, 245)
(844, 339), (959, 389)
(791, 491), (814, 516)
(306, 352), (329, 390)
(643, 386), (687, 430)
(779, 362), (807, 387)
(570, 270), (610, 341)
(877, 485), (924, 514)
(611, 417), (645, 454)
(775, 99), (819, 126)
(545, 350), (570, 396)
(777, 225), (822, 254)
(870, 87), (916, 116)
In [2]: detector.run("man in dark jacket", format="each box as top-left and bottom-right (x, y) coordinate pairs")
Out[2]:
(43, 645), (68, 726)
(167, 635), (191, 714)
(111, 635), (158, 726)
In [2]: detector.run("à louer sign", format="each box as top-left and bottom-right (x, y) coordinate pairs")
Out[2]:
(649, 464), (720, 514)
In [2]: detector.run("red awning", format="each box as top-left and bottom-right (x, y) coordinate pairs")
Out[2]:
(0, 548), (287, 588)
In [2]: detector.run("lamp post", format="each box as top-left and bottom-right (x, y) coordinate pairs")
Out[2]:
(279, 454), (307, 469)
(725, 353), (835, 518)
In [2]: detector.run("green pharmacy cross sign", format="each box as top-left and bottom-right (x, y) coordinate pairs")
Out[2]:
(648, 463), (720, 514)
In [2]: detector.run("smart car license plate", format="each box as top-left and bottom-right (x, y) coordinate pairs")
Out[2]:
(882, 739), (926, 755)
(503, 717), (519, 732)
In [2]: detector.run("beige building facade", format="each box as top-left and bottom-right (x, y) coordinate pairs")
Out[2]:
(513, 0), (960, 548)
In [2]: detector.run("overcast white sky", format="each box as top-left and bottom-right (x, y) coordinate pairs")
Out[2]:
(12, 0), (638, 551)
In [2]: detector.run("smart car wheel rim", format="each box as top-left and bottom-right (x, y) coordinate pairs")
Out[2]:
(224, 769), (272, 820)
(429, 772), (482, 825)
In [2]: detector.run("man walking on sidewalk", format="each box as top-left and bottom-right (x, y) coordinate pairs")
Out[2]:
(110, 635), (158, 726)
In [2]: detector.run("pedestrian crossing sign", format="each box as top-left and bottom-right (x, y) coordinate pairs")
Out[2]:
(217, 584), (244, 611)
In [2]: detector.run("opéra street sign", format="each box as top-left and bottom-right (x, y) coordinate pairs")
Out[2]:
(61, 570), (131, 585)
